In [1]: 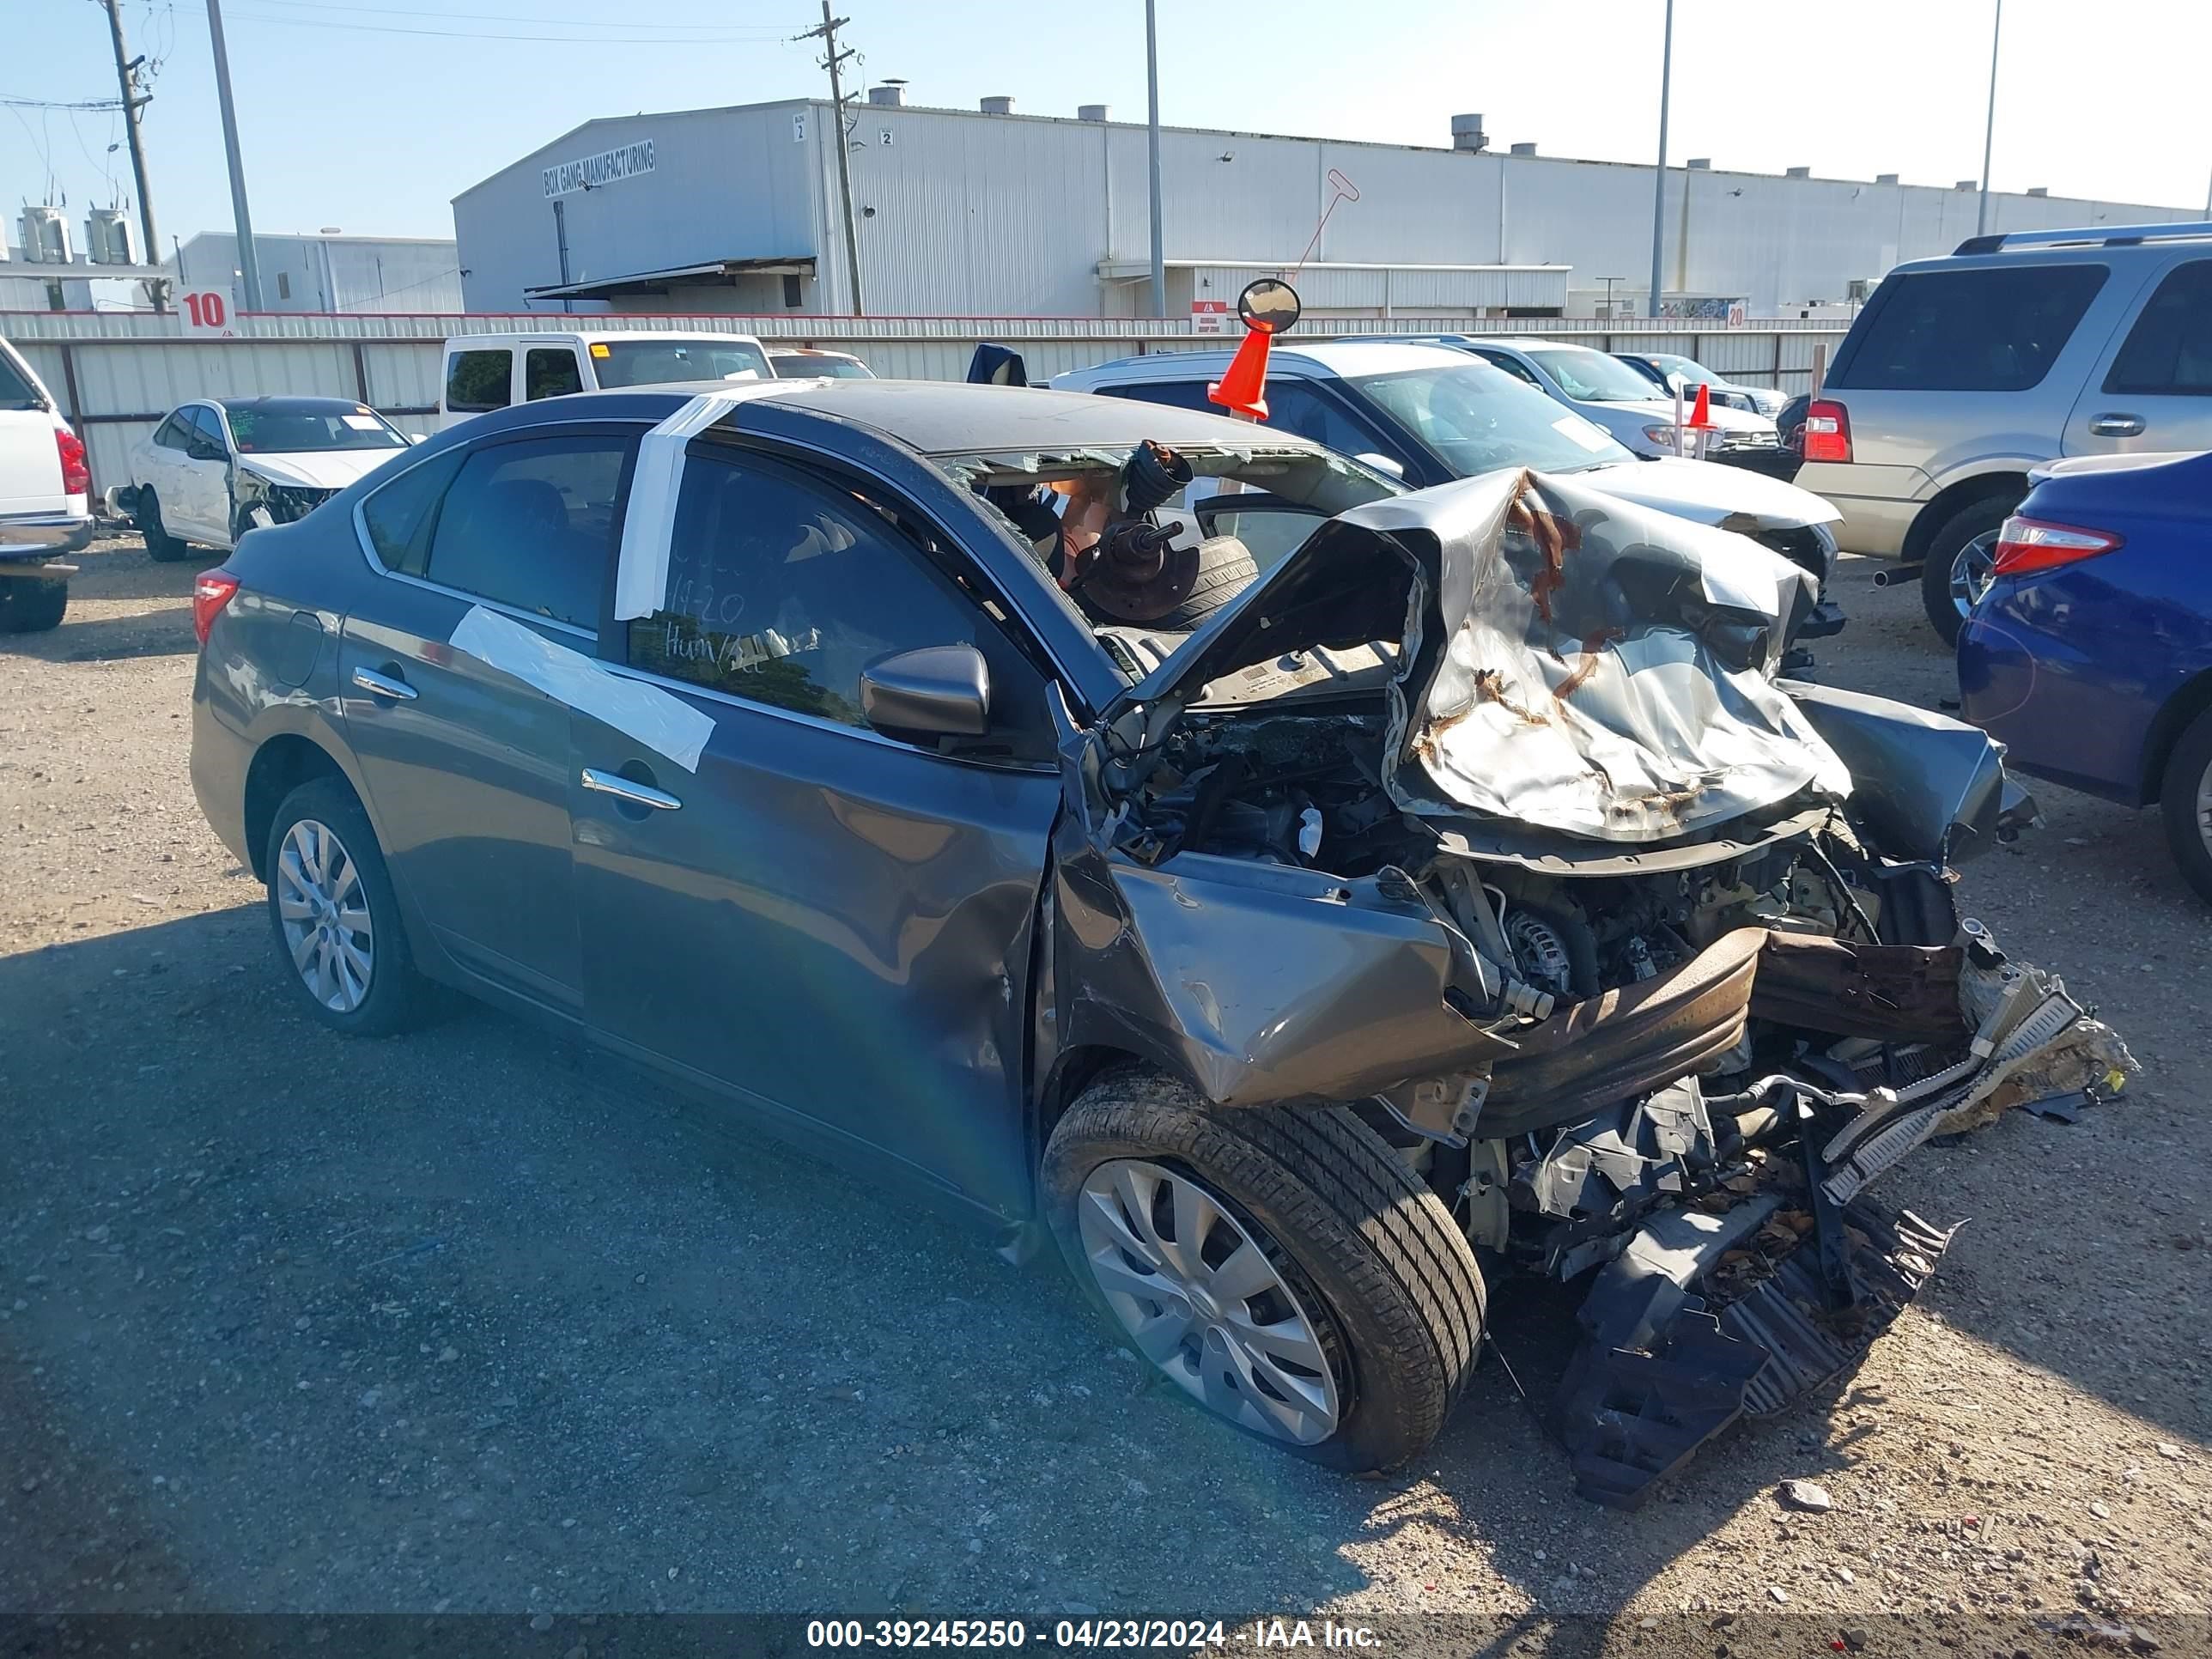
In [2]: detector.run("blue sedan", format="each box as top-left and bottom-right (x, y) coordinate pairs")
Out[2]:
(1959, 449), (2212, 903)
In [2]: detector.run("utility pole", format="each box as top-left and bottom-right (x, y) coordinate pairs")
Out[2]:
(204, 0), (264, 313)
(1645, 0), (1674, 318)
(1145, 0), (1165, 318)
(797, 3), (866, 315)
(100, 0), (166, 312)
(1976, 0), (2002, 237)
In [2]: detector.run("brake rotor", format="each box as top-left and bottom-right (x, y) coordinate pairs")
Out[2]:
(1076, 536), (1200, 623)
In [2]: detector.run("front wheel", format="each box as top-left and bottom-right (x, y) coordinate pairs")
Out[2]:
(1042, 1071), (1486, 1473)
(2159, 707), (2212, 908)
(139, 489), (192, 563)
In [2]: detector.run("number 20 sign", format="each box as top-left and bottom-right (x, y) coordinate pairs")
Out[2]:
(179, 290), (237, 336)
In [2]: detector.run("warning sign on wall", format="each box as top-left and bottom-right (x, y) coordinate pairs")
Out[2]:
(1191, 299), (1231, 335)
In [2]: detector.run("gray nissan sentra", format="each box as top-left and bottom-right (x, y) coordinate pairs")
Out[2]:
(188, 376), (2128, 1499)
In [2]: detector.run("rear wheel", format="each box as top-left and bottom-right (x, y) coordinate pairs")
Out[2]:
(0, 575), (68, 634)
(1919, 493), (2019, 645)
(1042, 1069), (1486, 1473)
(2158, 707), (2212, 907)
(139, 489), (191, 562)
(263, 777), (432, 1036)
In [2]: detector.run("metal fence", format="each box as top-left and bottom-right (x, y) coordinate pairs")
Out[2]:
(2, 308), (1848, 493)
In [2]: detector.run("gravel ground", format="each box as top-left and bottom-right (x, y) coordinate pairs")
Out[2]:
(2, 539), (2207, 1642)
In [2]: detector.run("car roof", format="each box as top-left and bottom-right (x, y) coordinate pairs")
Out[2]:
(1068, 338), (1480, 384)
(479, 379), (1336, 458)
(210, 395), (382, 415)
(768, 347), (861, 358)
(446, 329), (766, 345)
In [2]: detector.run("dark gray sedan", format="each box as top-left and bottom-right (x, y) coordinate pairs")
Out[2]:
(189, 378), (2125, 1495)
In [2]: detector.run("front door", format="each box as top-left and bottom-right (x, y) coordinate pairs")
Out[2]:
(176, 405), (236, 541)
(570, 440), (1063, 1216)
(2064, 258), (2212, 458)
(337, 425), (637, 1011)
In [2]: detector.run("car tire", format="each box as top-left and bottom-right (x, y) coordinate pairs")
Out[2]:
(2157, 707), (2212, 908)
(139, 490), (192, 562)
(0, 575), (69, 634)
(1153, 535), (1260, 629)
(263, 777), (433, 1036)
(1041, 1067), (1486, 1474)
(1919, 492), (2020, 646)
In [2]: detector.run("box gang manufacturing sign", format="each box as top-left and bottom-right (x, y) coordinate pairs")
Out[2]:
(543, 139), (656, 198)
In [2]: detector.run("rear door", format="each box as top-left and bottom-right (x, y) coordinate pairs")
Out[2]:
(337, 423), (637, 1012)
(569, 438), (1062, 1212)
(2063, 256), (2212, 457)
(0, 344), (62, 515)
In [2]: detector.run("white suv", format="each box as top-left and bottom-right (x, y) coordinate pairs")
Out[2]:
(0, 336), (93, 635)
(1794, 221), (2212, 641)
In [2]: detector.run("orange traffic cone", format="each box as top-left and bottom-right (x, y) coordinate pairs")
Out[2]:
(1207, 327), (1273, 421)
(1686, 381), (1716, 430)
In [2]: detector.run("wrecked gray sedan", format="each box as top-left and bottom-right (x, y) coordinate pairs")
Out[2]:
(188, 380), (2130, 1504)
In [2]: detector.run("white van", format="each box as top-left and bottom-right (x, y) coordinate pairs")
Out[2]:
(436, 330), (774, 428)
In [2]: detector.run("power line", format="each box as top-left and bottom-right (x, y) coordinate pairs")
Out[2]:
(0, 94), (128, 110)
(222, 6), (806, 44)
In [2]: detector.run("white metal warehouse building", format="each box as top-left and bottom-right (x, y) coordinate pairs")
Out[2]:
(451, 94), (2192, 320)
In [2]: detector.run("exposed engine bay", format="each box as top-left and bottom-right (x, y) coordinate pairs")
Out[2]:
(1043, 459), (2134, 1505)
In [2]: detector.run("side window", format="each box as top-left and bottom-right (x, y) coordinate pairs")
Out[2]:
(446, 349), (514, 413)
(1097, 380), (1216, 413)
(418, 434), (634, 631)
(2103, 260), (2212, 396)
(186, 407), (229, 453)
(628, 449), (1049, 756)
(1829, 264), (2108, 392)
(151, 413), (188, 451)
(1260, 380), (1395, 459)
(1474, 350), (1543, 388)
(360, 448), (467, 577)
(526, 348), (584, 401)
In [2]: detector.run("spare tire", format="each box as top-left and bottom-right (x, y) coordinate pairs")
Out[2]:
(1076, 533), (1257, 631)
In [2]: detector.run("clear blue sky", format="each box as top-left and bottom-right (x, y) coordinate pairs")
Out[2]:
(6, 0), (2206, 250)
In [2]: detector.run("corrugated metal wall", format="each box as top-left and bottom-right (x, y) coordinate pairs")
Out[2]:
(3, 308), (1848, 491)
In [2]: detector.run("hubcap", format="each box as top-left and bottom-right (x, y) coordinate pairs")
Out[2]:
(1951, 529), (2000, 619)
(276, 818), (374, 1013)
(1076, 1159), (1340, 1445)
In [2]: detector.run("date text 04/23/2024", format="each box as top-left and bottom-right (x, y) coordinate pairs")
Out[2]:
(804, 1621), (1383, 1650)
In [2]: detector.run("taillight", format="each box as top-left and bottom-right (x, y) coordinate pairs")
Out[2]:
(192, 569), (240, 647)
(56, 426), (90, 496)
(1802, 398), (1851, 464)
(1990, 514), (2123, 578)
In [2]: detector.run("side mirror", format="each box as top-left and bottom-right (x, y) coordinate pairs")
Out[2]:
(860, 643), (990, 738)
(1354, 452), (1407, 480)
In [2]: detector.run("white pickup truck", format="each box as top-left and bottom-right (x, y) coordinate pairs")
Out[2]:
(0, 336), (94, 634)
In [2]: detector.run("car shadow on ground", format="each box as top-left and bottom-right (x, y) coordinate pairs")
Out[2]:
(4, 901), (2204, 1621)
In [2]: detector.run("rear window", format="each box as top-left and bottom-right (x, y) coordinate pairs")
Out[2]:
(0, 349), (42, 411)
(446, 349), (513, 413)
(1829, 264), (2107, 392)
(2103, 259), (2212, 396)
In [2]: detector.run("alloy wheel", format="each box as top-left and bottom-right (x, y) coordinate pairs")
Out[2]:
(276, 818), (374, 1013)
(1950, 528), (2000, 620)
(1076, 1158), (1340, 1445)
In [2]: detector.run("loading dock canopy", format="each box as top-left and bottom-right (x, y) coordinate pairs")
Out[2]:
(526, 255), (815, 301)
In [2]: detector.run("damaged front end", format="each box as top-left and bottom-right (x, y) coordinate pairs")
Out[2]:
(1048, 465), (2133, 1504)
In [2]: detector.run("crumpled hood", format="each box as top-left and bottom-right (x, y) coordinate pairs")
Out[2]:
(236, 450), (397, 491)
(1579, 455), (1839, 531)
(1114, 467), (1850, 843)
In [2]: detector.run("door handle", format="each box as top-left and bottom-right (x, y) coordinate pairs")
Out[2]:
(2089, 412), (2146, 437)
(350, 665), (416, 702)
(580, 767), (682, 811)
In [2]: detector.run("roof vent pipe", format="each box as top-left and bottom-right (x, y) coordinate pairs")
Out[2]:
(1785, 166), (1812, 179)
(867, 83), (904, 106)
(1686, 157), (1711, 169)
(1509, 142), (1537, 157)
(980, 95), (1014, 115)
(1875, 173), (1900, 184)
(2027, 185), (2049, 198)
(1078, 104), (1109, 122)
(1449, 113), (1487, 153)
